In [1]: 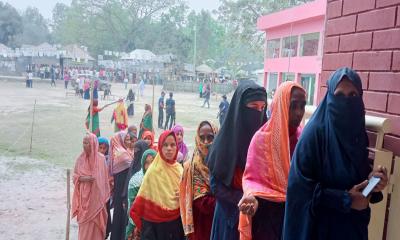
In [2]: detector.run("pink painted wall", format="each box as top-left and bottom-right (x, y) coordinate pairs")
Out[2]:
(257, 0), (326, 31)
(258, 0), (326, 105)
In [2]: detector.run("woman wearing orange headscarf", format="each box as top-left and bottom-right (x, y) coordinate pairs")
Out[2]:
(109, 131), (134, 240)
(238, 82), (306, 240)
(72, 133), (111, 240)
(142, 130), (157, 151)
(130, 130), (184, 239)
(180, 121), (218, 240)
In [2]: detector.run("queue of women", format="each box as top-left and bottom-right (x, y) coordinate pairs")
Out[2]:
(72, 67), (389, 240)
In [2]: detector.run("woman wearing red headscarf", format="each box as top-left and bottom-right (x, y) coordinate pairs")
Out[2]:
(130, 130), (184, 240)
(72, 133), (111, 239)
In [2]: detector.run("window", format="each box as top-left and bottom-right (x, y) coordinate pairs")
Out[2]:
(266, 39), (280, 59)
(300, 32), (319, 56)
(281, 36), (298, 57)
(267, 73), (278, 97)
(282, 72), (295, 82)
(300, 74), (316, 105)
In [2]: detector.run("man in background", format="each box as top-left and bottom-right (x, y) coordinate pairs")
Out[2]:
(164, 92), (176, 130)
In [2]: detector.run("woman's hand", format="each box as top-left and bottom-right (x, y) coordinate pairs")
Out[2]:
(79, 176), (95, 182)
(369, 165), (388, 192)
(348, 180), (369, 210)
(238, 195), (258, 216)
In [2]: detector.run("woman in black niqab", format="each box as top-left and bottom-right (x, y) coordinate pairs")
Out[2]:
(207, 80), (268, 240)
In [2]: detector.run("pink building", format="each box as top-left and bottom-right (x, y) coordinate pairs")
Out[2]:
(257, 0), (326, 105)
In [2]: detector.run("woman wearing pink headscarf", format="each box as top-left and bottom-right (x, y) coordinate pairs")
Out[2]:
(109, 131), (134, 240)
(72, 133), (111, 239)
(172, 124), (189, 162)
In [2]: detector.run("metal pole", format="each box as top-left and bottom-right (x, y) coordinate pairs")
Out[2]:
(29, 99), (36, 154)
(65, 169), (71, 240)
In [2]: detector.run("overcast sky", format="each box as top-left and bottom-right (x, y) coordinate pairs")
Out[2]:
(3, 0), (221, 19)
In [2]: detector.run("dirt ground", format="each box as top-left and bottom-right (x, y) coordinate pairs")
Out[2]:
(0, 79), (223, 239)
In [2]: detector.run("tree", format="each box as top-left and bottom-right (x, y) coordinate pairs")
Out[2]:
(16, 7), (50, 45)
(217, 0), (313, 51)
(0, 2), (22, 47)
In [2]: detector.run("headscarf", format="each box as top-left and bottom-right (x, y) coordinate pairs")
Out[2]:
(142, 130), (156, 150)
(98, 136), (109, 146)
(109, 131), (133, 175)
(239, 82), (305, 240)
(180, 121), (218, 236)
(113, 101), (129, 130)
(144, 104), (152, 116)
(283, 68), (370, 240)
(141, 149), (157, 174)
(172, 124), (189, 159)
(207, 80), (268, 187)
(72, 133), (110, 225)
(98, 136), (110, 157)
(130, 131), (183, 230)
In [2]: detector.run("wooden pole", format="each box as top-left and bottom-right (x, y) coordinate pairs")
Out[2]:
(29, 99), (36, 154)
(152, 76), (155, 129)
(66, 169), (71, 240)
(89, 79), (94, 133)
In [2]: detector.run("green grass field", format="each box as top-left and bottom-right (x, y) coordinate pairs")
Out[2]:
(0, 80), (222, 168)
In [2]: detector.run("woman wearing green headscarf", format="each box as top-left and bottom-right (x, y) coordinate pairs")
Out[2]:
(138, 104), (153, 139)
(126, 148), (157, 240)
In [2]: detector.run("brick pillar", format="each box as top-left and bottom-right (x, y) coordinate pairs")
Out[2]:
(321, 0), (400, 155)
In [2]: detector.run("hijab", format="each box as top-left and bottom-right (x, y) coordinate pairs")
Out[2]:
(142, 130), (156, 150)
(180, 121), (218, 236)
(130, 131), (183, 230)
(172, 124), (189, 159)
(207, 80), (268, 187)
(239, 82), (305, 240)
(98, 136), (109, 156)
(72, 133), (110, 224)
(283, 67), (370, 239)
(109, 131), (133, 175)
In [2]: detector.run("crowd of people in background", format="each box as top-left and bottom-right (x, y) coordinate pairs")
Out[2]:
(71, 67), (389, 240)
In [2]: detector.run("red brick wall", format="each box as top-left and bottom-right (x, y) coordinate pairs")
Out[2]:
(320, 0), (400, 155)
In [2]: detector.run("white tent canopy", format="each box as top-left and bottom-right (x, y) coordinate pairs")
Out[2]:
(121, 49), (156, 61)
(196, 64), (214, 74)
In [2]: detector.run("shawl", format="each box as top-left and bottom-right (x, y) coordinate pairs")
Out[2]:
(180, 121), (218, 236)
(110, 131), (134, 175)
(113, 101), (129, 131)
(72, 133), (110, 224)
(239, 82), (305, 240)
